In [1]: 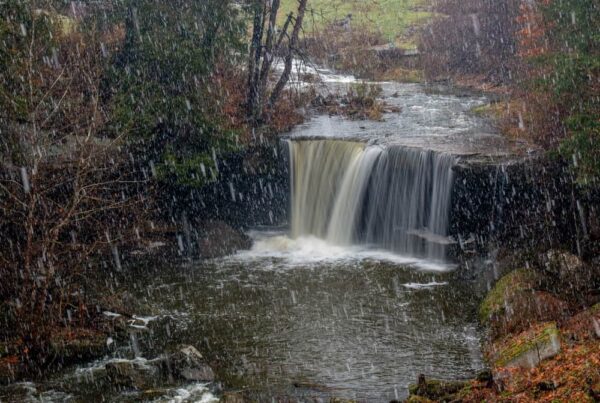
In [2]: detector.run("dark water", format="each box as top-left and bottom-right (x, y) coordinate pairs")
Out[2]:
(0, 232), (484, 402)
(0, 75), (505, 402)
(135, 233), (484, 402)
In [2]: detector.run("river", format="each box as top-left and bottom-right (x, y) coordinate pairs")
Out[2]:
(1, 66), (521, 402)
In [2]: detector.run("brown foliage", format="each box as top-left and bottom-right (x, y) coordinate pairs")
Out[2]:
(0, 11), (151, 366)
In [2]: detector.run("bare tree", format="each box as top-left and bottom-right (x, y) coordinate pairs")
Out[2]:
(0, 4), (148, 361)
(246, 0), (308, 125)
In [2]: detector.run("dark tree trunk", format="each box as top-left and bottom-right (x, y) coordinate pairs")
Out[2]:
(268, 0), (307, 108)
(246, 1), (267, 123)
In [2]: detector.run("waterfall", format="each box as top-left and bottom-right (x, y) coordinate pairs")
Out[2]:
(288, 139), (457, 261)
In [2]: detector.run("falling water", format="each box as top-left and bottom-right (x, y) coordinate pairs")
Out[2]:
(288, 139), (457, 261)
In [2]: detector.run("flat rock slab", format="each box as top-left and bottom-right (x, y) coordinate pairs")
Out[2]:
(494, 322), (561, 369)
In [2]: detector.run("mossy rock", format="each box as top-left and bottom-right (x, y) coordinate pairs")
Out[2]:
(479, 269), (539, 323)
(408, 377), (469, 401)
(493, 322), (561, 368)
(404, 396), (434, 403)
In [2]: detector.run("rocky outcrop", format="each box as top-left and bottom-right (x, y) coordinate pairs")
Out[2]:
(104, 345), (215, 390)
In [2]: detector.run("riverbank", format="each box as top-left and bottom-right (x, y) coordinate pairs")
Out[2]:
(405, 249), (600, 403)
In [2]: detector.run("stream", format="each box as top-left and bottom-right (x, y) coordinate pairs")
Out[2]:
(0, 67), (522, 402)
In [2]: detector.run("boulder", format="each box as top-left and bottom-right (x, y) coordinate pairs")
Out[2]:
(220, 392), (246, 403)
(490, 290), (569, 340)
(197, 220), (252, 259)
(541, 250), (599, 301)
(105, 360), (159, 389)
(563, 303), (600, 341)
(492, 322), (561, 369)
(407, 374), (469, 401)
(162, 345), (215, 382)
(480, 269), (539, 323)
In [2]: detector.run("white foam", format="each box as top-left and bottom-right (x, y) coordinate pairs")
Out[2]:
(230, 233), (453, 272)
(402, 281), (449, 289)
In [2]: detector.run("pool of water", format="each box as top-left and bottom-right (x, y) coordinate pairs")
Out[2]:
(132, 230), (484, 401)
(2, 230), (484, 402)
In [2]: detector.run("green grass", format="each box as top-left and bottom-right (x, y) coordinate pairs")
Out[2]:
(279, 0), (432, 47)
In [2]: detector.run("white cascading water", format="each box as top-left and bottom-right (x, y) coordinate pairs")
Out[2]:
(288, 139), (456, 261)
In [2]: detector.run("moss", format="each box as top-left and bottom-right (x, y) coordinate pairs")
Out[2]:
(470, 102), (505, 119)
(479, 269), (538, 323)
(408, 378), (469, 400)
(494, 322), (560, 367)
(471, 104), (493, 116)
(405, 396), (434, 403)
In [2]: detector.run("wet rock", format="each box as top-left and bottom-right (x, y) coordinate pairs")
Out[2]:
(105, 360), (159, 389)
(162, 345), (215, 382)
(475, 369), (493, 385)
(479, 269), (540, 323)
(197, 220), (252, 259)
(48, 330), (109, 364)
(563, 303), (600, 341)
(492, 322), (561, 369)
(491, 290), (569, 340)
(220, 392), (246, 403)
(407, 374), (469, 401)
(541, 250), (599, 300)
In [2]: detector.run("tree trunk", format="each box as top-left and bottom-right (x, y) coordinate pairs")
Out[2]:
(257, 0), (281, 113)
(246, 0), (266, 122)
(269, 0), (307, 108)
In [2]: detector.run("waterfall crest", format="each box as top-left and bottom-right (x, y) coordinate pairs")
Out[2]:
(288, 139), (456, 261)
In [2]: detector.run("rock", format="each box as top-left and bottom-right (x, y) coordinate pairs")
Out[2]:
(48, 329), (109, 364)
(162, 345), (215, 382)
(197, 220), (252, 259)
(220, 392), (246, 403)
(544, 250), (583, 277)
(563, 303), (600, 341)
(105, 360), (159, 389)
(475, 369), (493, 383)
(491, 290), (569, 340)
(479, 269), (540, 323)
(407, 374), (469, 401)
(492, 322), (561, 369)
(541, 250), (599, 300)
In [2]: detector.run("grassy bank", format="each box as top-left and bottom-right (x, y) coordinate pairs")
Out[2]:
(280, 0), (431, 47)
